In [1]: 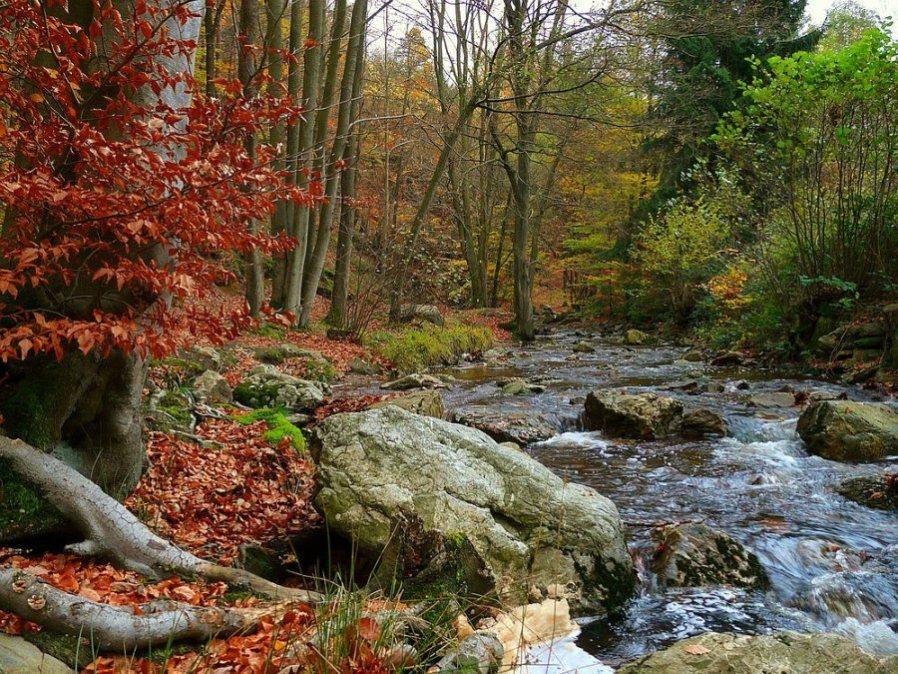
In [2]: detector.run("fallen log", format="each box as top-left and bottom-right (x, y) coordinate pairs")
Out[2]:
(0, 437), (322, 649)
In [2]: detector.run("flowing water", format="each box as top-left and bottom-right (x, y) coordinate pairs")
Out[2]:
(438, 330), (898, 665)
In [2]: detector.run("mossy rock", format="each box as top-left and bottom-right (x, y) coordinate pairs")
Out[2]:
(233, 407), (306, 452)
(146, 389), (195, 433)
(836, 475), (898, 511)
(797, 400), (898, 462)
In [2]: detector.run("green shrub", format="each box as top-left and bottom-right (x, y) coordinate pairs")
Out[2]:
(365, 323), (494, 372)
(234, 407), (306, 452)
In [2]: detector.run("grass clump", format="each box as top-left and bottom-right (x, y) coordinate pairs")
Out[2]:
(234, 407), (306, 452)
(365, 323), (494, 373)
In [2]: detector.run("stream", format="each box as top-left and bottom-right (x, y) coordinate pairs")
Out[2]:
(436, 330), (898, 666)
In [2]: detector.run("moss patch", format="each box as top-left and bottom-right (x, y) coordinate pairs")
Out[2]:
(234, 408), (306, 452)
(0, 458), (66, 542)
(365, 323), (494, 373)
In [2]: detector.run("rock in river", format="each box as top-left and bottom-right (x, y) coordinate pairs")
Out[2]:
(451, 409), (560, 445)
(650, 522), (768, 589)
(583, 390), (728, 440)
(837, 474), (898, 511)
(797, 400), (898, 462)
(617, 631), (898, 674)
(311, 407), (635, 614)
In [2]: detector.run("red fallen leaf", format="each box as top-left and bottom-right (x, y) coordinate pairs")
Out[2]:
(357, 616), (380, 642)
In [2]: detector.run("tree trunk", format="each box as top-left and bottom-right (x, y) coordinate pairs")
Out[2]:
(239, 0), (265, 316)
(203, 0), (225, 97)
(282, 0), (326, 317)
(297, 0), (367, 327)
(267, 0), (288, 292)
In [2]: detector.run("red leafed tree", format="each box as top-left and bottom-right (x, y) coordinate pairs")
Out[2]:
(0, 0), (303, 501)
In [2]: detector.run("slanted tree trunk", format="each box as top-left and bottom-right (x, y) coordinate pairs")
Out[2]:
(203, 0), (226, 97)
(0, 438), (320, 649)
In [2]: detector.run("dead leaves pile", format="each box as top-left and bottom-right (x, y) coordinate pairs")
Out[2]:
(126, 419), (320, 565)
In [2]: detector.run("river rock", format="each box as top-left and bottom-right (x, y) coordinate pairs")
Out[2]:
(677, 408), (729, 438)
(192, 370), (232, 404)
(583, 391), (682, 439)
(650, 523), (768, 589)
(234, 364), (327, 411)
(748, 391), (797, 408)
(498, 378), (545, 395)
(399, 303), (445, 326)
(311, 407), (635, 614)
(451, 409), (559, 445)
(573, 340), (595, 353)
(370, 390), (445, 419)
(617, 631), (898, 673)
(349, 357), (381, 375)
(0, 635), (73, 673)
(381, 373), (445, 391)
(253, 343), (324, 365)
(837, 474), (898, 511)
(625, 329), (649, 345)
(797, 400), (898, 462)
(710, 350), (744, 366)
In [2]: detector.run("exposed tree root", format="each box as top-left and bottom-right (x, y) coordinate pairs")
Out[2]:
(0, 566), (275, 650)
(0, 437), (323, 647)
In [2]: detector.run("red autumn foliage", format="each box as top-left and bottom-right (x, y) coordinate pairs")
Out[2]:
(126, 419), (320, 564)
(0, 0), (313, 363)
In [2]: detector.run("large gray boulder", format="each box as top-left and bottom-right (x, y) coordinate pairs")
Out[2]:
(618, 631), (898, 674)
(192, 369), (232, 404)
(450, 409), (559, 445)
(650, 523), (768, 589)
(311, 407), (635, 614)
(797, 400), (898, 462)
(234, 364), (327, 411)
(399, 303), (445, 326)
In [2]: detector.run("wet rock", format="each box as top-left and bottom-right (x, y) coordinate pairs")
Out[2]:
(498, 441), (522, 451)
(617, 631), (898, 674)
(399, 303), (444, 326)
(381, 373), (445, 390)
(192, 370), (232, 404)
(791, 568), (898, 623)
(370, 390), (445, 419)
(680, 348), (704, 362)
(806, 389), (846, 403)
(797, 400), (898, 462)
(650, 523), (768, 589)
(234, 364), (327, 411)
(710, 351), (744, 366)
(837, 474), (898, 511)
(498, 378), (545, 395)
(0, 634), (73, 674)
(677, 408), (729, 438)
(748, 391), (796, 408)
(583, 391), (683, 440)
(842, 363), (880, 384)
(311, 407), (635, 614)
(451, 409), (559, 445)
(573, 340), (595, 353)
(625, 329), (649, 345)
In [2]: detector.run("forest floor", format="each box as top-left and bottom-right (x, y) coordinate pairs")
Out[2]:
(0, 293), (512, 673)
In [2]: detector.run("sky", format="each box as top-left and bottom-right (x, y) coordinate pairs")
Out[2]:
(806, 0), (896, 25)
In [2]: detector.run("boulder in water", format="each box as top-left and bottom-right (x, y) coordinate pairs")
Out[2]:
(381, 373), (445, 391)
(583, 391), (683, 439)
(451, 409), (559, 445)
(234, 364), (327, 411)
(311, 407), (635, 614)
(370, 389), (445, 419)
(572, 340), (595, 353)
(650, 522), (768, 589)
(797, 400), (898, 462)
(617, 631), (898, 673)
(677, 408), (729, 439)
(498, 378), (545, 395)
(837, 474), (898, 511)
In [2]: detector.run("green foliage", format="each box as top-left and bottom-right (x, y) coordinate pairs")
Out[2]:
(234, 407), (306, 452)
(365, 323), (494, 373)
